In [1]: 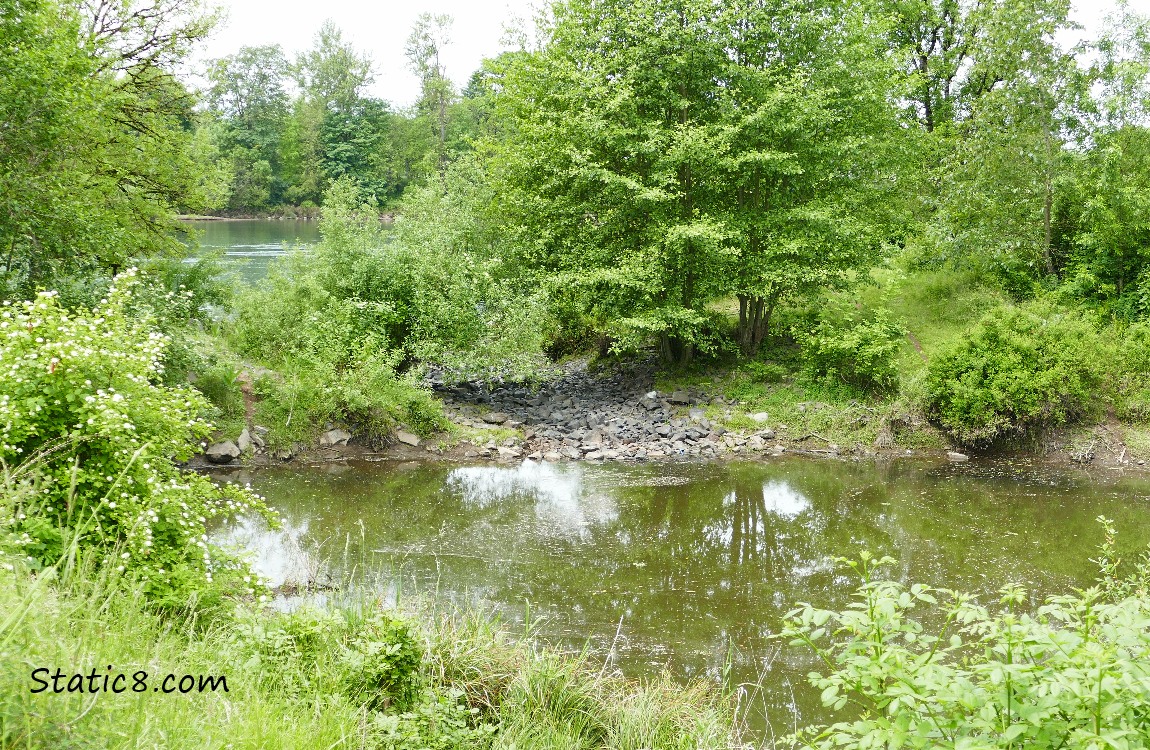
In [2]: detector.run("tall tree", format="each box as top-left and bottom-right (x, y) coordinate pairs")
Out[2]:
(205, 45), (290, 209)
(1, 0), (216, 292)
(488, 0), (902, 362)
(406, 13), (456, 179)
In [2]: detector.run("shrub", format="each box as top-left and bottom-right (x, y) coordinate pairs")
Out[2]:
(779, 538), (1150, 750)
(229, 605), (424, 712)
(802, 307), (904, 394)
(923, 302), (1107, 447)
(1116, 322), (1150, 422)
(0, 272), (275, 603)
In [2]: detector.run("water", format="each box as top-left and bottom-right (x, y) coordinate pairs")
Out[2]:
(212, 456), (1150, 741)
(180, 219), (321, 284)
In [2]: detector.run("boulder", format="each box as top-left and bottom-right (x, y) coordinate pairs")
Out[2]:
(543, 451), (563, 462)
(236, 428), (252, 453)
(747, 436), (765, 451)
(205, 441), (241, 464)
(483, 412), (510, 424)
(688, 407), (706, 420)
(668, 390), (691, 404)
(319, 428), (352, 447)
(947, 451), (970, 462)
(396, 430), (421, 447)
(749, 412), (770, 423)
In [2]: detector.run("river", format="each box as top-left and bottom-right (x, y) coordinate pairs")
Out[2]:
(211, 455), (1150, 741)
(181, 219), (321, 284)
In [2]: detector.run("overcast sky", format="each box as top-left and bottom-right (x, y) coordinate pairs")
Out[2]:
(193, 0), (1150, 109)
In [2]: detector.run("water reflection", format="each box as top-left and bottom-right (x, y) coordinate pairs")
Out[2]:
(213, 457), (1150, 739)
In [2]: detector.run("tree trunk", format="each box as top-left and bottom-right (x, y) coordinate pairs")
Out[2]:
(659, 333), (694, 366)
(736, 293), (776, 357)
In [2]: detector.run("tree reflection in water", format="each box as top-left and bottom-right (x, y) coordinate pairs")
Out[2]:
(212, 457), (1150, 738)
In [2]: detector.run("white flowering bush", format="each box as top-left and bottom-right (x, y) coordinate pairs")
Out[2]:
(0, 270), (276, 604)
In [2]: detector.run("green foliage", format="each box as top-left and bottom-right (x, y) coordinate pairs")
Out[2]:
(0, 272), (274, 602)
(780, 541), (1150, 750)
(487, 0), (903, 364)
(802, 307), (904, 394)
(1, 550), (733, 749)
(924, 302), (1107, 447)
(230, 605), (424, 711)
(0, 0), (218, 294)
(232, 172), (547, 422)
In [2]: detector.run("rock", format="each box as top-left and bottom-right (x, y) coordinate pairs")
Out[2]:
(205, 440), (241, 464)
(947, 451), (970, 462)
(749, 412), (769, 423)
(759, 429), (776, 440)
(483, 412), (510, 424)
(253, 425), (270, 435)
(236, 428), (252, 453)
(527, 451), (543, 460)
(655, 424), (672, 437)
(319, 428), (352, 447)
(688, 407), (706, 420)
(561, 446), (582, 460)
(747, 435), (765, 451)
(668, 390), (691, 404)
(396, 430), (421, 447)
(585, 450), (603, 460)
(544, 451), (563, 462)
(463, 449), (480, 458)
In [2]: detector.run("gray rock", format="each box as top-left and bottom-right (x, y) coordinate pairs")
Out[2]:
(947, 451), (970, 462)
(759, 429), (776, 440)
(688, 407), (706, 420)
(655, 424), (672, 437)
(319, 428), (352, 447)
(544, 451), (563, 462)
(206, 441), (241, 464)
(463, 449), (480, 458)
(585, 450), (603, 460)
(483, 412), (510, 424)
(236, 428), (252, 453)
(747, 436), (765, 451)
(749, 412), (770, 423)
(396, 430), (421, 447)
(561, 446), (582, 460)
(668, 390), (691, 404)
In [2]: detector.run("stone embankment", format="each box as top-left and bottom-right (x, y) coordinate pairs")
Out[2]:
(430, 361), (791, 462)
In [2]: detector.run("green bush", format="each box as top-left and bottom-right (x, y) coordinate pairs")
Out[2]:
(0, 272), (275, 603)
(1116, 322), (1150, 422)
(780, 535), (1150, 750)
(923, 303), (1107, 447)
(802, 307), (904, 394)
(229, 605), (424, 712)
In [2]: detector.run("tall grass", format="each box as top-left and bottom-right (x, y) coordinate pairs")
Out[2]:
(1, 458), (743, 750)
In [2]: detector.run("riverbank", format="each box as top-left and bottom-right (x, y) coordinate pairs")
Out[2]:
(193, 354), (1150, 472)
(1, 560), (742, 749)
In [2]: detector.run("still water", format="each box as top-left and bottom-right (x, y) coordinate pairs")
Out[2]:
(181, 219), (321, 284)
(214, 456), (1150, 740)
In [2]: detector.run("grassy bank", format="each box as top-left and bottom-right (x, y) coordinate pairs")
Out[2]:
(0, 561), (739, 749)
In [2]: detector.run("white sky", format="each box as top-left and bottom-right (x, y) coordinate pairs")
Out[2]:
(193, 0), (1150, 109)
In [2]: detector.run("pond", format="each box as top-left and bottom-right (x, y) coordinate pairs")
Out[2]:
(180, 219), (321, 284)
(213, 456), (1150, 741)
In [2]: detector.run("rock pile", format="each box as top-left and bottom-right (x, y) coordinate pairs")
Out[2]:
(433, 361), (782, 462)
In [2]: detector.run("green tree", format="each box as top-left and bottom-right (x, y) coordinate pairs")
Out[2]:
(488, 0), (902, 362)
(406, 13), (456, 179)
(0, 0), (216, 293)
(205, 45), (290, 210)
